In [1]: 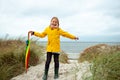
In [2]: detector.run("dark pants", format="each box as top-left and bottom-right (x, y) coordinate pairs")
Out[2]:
(45, 52), (59, 71)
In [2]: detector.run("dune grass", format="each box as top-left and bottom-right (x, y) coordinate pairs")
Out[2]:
(0, 38), (45, 80)
(59, 51), (69, 63)
(78, 44), (120, 63)
(78, 44), (120, 80)
(91, 51), (120, 80)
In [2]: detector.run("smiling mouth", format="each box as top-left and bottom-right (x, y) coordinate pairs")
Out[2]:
(52, 24), (56, 26)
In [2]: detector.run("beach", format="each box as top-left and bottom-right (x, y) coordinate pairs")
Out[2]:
(11, 60), (92, 80)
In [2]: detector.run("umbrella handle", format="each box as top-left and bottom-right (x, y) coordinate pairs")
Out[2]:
(28, 32), (31, 40)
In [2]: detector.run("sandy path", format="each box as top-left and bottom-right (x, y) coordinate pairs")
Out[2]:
(11, 60), (92, 80)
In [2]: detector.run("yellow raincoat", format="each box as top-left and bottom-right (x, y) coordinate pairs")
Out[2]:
(34, 26), (76, 52)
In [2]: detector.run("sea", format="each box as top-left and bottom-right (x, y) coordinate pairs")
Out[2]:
(39, 41), (120, 59)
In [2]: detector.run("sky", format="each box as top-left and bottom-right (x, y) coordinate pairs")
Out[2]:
(0, 0), (120, 42)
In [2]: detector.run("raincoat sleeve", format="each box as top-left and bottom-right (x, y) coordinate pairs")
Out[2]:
(59, 28), (76, 39)
(34, 28), (47, 38)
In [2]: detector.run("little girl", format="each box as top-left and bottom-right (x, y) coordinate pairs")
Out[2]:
(28, 17), (79, 80)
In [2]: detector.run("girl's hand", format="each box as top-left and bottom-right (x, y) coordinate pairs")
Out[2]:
(74, 37), (79, 40)
(28, 31), (34, 35)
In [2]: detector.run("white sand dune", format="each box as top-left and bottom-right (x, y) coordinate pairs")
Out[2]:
(11, 60), (92, 80)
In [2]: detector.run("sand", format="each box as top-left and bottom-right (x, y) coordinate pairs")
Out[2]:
(11, 60), (92, 80)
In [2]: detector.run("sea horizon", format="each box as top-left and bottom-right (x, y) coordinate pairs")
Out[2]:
(39, 41), (120, 53)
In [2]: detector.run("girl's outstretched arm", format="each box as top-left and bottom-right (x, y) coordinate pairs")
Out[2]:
(28, 27), (48, 38)
(59, 28), (79, 40)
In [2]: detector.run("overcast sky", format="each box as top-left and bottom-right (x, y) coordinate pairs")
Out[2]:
(0, 0), (120, 42)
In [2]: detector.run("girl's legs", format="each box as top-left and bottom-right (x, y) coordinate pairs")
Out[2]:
(54, 53), (59, 69)
(45, 52), (52, 70)
(53, 53), (60, 79)
(43, 52), (52, 80)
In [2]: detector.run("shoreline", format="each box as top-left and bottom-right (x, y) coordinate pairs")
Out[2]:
(67, 53), (80, 60)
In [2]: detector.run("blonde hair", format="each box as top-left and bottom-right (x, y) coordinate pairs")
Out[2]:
(51, 17), (59, 26)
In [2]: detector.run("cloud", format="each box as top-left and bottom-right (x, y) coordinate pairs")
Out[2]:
(0, 0), (120, 41)
(93, 0), (120, 18)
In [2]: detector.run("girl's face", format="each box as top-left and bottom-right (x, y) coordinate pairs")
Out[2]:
(50, 18), (59, 28)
